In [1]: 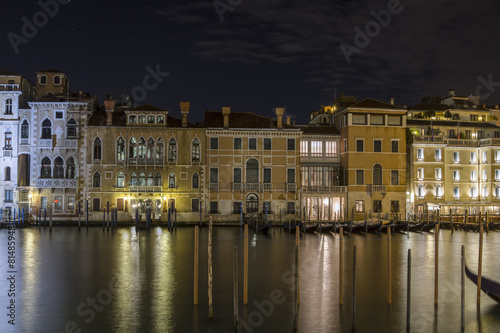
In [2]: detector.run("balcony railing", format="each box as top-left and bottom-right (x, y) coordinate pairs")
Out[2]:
(370, 185), (387, 193)
(231, 183), (273, 191)
(39, 139), (52, 148)
(37, 178), (78, 188)
(127, 158), (164, 166)
(413, 136), (500, 147)
(480, 138), (500, 146)
(65, 139), (78, 148)
(3, 149), (12, 157)
(209, 183), (219, 190)
(302, 185), (347, 193)
(129, 186), (162, 192)
(287, 183), (297, 191)
(20, 138), (29, 145)
(0, 84), (20, 91)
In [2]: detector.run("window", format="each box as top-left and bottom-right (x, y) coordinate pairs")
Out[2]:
(192, 173), (199, 188)
(157, 115), (164, 124)
(147, 172), (154, 186)
(55, 111), (63, 119)
(247, 159), (259, 183)
(146, 138), (155, 159)
(156, 138), (164, 161)
(471, 170), (477, 182)
(138, 137), (146, 158)
(496, 169), (500, 181)
(233, 202), (241, 214)
(391, 140), (399, 153)
(391, 201), (400, 212)
(264, 168), (271, 183)
(210, 168), (218, 184)
(138, 115), (146, 123)
(482, 151), (487, 163)
(471, 186), (477, 198)
(300, 140), (308, 157)
(155, 173), (162, 186)
(210, 138), (218, 149)
(147, 115), (155, 124)
(264, 138), (271, 150)
(41, 157), (51, 178)
(356, 139), (364, 152)
(352, 114), (367, 125)
(482, 186), (487, 198)
(355, 200), (364, 213)
(234, 138), (242, 150)
(310, 141), (323, 157)
(5, 190), (13, 203)
(435, 149), (442, 161)
(131, 173), (138, 186)
(54, 196), (62, 210)
(210, 202), (218, 214)
(470, 152), (477, 164)
(117, 137), (125, 161)
(191, 138), (200, 162)
(249, 138), (257, 150)
(435, 168), (442, 180)
(129, 115), (137, 123)
(325, 141), (337, 157)
(417, 168), (424, 180)
(93, 137), (102, 161)
(370, 114), (384, 125)
(40, 75), (47, 84)
(356, 170), (364, 185)
(287, 138), (295, 151)
(67, 196), (75, 211)
(496, 150), (500, 162)
(234, 168), (241, 183)
(373, 164), (382, 185)
(192, 199), (200, 212)
(483, 169), (488, 181)
(4, 130), (12, 149)
(21, 120), (29, 140)
(93, 172), (101, 187)
(388, 115), (402, 126)
(287, 169), (295, 184)
(453, 151), (460, 163)
(373, 140), (382, 153)
(373, 200), (382, 213)
(169, 173), (176, 188)
(54, 157), (64, 178)
(453, 170), (460, 182)
(417, 148), (423, 160)
(41, 197), (48, 209)
(92, 198), (100, 212)
(343, 139), (347, 153)
(41, 119), (52, 139)
(435, 186), (442, 198)
(5, 98), (12, 115)
(66, 157), (76, 179)
(287, 202), (295, 214)
(117, 172), (125, 188)
(5, 167), (11, 181)
(168, 138), (177, 162)
(67, 119), (77, 137)
(391, 170), (399, 185)
(129, 138), (137, 158)
(496, 187), (500, 198)
(54, 76), (61, 85)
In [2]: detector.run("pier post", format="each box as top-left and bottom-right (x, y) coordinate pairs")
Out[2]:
(485, 211), (489, 232)
(387, 226), (392, 304)
(86, 200), (89, 228)
(434, 224), (439, 308)
(461, 245), (465, 330)
(244, 224), (248, 305)
(293, 244), (299, 330)
(352, 246), (357, 331)
(78, 201), (81, 230)
(233, 246), (239, 330)
(464, 209), (468, 226)
(49, 206), (53, 230)
(44, 207), (46, 226)
(107, 201), (110, 230)
(339, 226), (344, 305)
(194, 225), (199, 305)
(296, 225), (300, 305)
(240, 202), (243, 227)
(477, 224), (483, 303)
(407, 249), (411, 332)
(208, 216), (213, 319)
(103, 209), (105, 230)
(135, 208), (138, 229)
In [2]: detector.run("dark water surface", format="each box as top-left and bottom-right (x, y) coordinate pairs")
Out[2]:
(1, 226), (500, 332)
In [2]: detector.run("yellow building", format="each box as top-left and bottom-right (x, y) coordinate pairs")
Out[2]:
(204, 107), (301, 223)
(85, 101), (204, 222)
(336, 98), (407, 221)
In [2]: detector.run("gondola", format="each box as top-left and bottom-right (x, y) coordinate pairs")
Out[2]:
(317, 223), (335, 233)
(365, 220), (383, 233)
(465, 260), (500, 303)
(392, 221), (408, 233)
(378, 221), (396, 233)
(347, 221), (365, 233)
(282, 221), (302, 232)
(258, 223), (270, 234)
(301, 223), (318, 233)
(408, 222), (425, 232)
(420, 222), (436, 232)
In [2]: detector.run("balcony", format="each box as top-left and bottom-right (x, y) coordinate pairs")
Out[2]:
(127, 158), (164, 166)
(369, 185), (387, 193)
(287, 183), (297, 191)
(0, 84), (20, 91)
(37, 179), (78, 188)
(3, 149), (12, 157)
(413, 135), (445, 143)
(65, 139), (78, 148)
(231, 183), (274, 191)
(302, 186), (347, 193)
(129, 186), (162, 192)
(209, 183), (219, 190)
(480, 138), (500, 146)
(20, 138), (29, 145)
(39, 139), (53, 148)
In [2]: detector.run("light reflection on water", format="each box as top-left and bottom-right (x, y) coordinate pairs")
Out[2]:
(0, 227), (499, 332)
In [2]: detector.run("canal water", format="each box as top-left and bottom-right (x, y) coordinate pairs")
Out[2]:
(1, 226), (500, 333)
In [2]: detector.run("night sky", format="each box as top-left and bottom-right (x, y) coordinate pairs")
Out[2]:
(3, 0), (500, 124)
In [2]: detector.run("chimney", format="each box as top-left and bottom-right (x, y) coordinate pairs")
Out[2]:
(222, 107), (231, 128)
(390, 98), (395, 105)
(448, 89), (456, 97)
(104, 99), (115, 126)
(496, 105), (499, 110)
(180, 101), (190, 128)
(286, 116), (291, 125)
(275, 107), (284, 129)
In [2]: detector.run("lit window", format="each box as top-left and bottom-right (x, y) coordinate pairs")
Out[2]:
(117, 137), (125, 161)
(482, 186), (487, 198)
(482, 151), (487, 163)
(417, 185), (424, 198)
(147, 138), (155, 159)
(300, 140), (308, 157)
(417, 148), (423, 160)
(470, 152), (477, 164)
(129, 115), (137, 123)
(138, 137), (146, 158)
(192, 138), (200, 162)
(471, 170), (477, 182)
(4, 130), (12, 150)
(54, 196), (62, 210)
(453, 187), (460, 198)
(311, 141), (323, 157)
(138, 115), (146, 123)
(156, 138), (164, 160)
(355, 200), (364, 213)
(453, 170), (460, 182)
(169, 173), (175, 188)
(435, 149), (442, 161)
(496, 169), (500, 181)
(117, 172), (125, 188)
(157, 115), (164, 124)
(435, 168), (442, 180)
(483, 169), (488, 181)
(471, 186), (477, 198)
(435, 186), (441, 198)
(168, 138), (177, 162)
(325, 141), (337, 157)
(453, 151), (460, 163)
(417, 168), (424, 180)
(129, 137), (137, 158)
(147, 115), (155, 123)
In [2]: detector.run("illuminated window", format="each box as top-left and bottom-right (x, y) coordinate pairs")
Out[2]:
(129, 115), (137, 123)
(169, 173), (176, 188)
(117, 172), (125, 188)
(417, 148), (423, 160)
(117, 137), (125, 161)
(417, 168), (424, 180)
(138, 115), (146, 123)
(435, 149), (442, 161)
(435, 168), (442, 180)
(453, 187), (460, 198)
(482, 151), (487, 163)
(54, 196), (62, 210)
(310, 141), (323, 157)
(138, 137), (146, 158)
(483, 169), (488, 181)
(4, 130), (12, 150)
(435, 186), (441, 198)
(168, 138), (177, 162)
(471, 170), (477, 182)
(129, 137), (137, 158)
(147, 115), (155, 123)
(355, 200), (364, 213)
(325, 141), (337, 157)
(156, 138), (164, 160)
(300, 140), (308, 157)
(482, 186), (487, 198)
(453, 151), (460, 163)
(147, 137), (155, 159)
(157, 115), (164, 124)
(470, 152), (477, 164)
(453, 170), (460, 182)
(471, 186), (477, 198)
(192, 138), (200, 162)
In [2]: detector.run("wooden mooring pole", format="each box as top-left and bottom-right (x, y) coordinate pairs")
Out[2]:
(407, 249), (411, 332)
(208, 217), (213, 318)
(477, 224), (484, 304)
(233, 246), (239, 329)
(352, 246), (357, 331)
(244, 224), (248, 305)
(387, 226), (392, 304)
(194, 226), (199, 305)
(461, 245), (465, 330)
(296, 225), (300, 305)
(434, 224), (439, 308)
(339, 226), (344, 305)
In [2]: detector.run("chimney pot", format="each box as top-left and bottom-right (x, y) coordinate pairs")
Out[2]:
(104, 99), (115, 126)
(496, 105), (499, 110)
(390, 98), (395, 105)
(448, 89), (456, 97)
(275, 107), (284, 129)
(286, 116), (291, 125)
(180, 101), (190, 127)
(222, 107), (230, 128)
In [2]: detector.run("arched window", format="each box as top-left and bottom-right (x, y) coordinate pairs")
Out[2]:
(93, 137), (102, 160)
(117, 172), (125, 188)
(5, 167), (11, 181)
(131, 173), (138, 185)
(41, 119), (52, 139)
(155, 172), (162, 186)
(168, 138), (177, 162)
(156, 138), (164, 161)
(139, 173), (146, 186)
(192, 138), (200, 162)
(21, 119), (29, 139)
(246, 158), (259, 183)
(192, 172), (199, 188)
(54, 156), (64, 178)
(67, 119), (77, 137)
(147, 172), (154, 186)
(373, 163), (382, 185)
(41, 157), (51, 178)
(246, 193), (258, 213)
(53, 76), (61, 85)
(147, 137), (155, 159)
(40, 75), (47, 84)
(117, 137), (125, 161)
(93, 171), (101, 188)
(169, 173), (175, 188)
(5, 98), (13, 115)
(138, 137), (146, 158)
(4, 130), (12, 150)
(66, 157), (76, 179)
(129, 137), (137, 158)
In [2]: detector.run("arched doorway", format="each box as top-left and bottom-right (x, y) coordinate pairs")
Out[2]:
(246, 193), (258, 213)
(373, 163), (382, 185)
